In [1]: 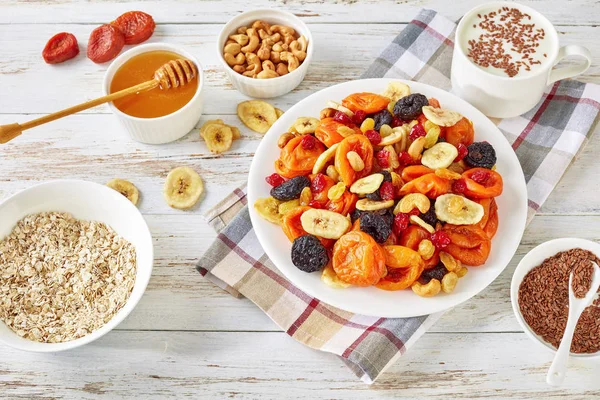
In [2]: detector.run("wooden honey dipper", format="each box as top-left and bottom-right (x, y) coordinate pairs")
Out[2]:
(0, 58), (198, 144)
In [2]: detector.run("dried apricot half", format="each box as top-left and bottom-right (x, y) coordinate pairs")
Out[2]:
(442, 224), (491, 266)
(376, 245), (424, 291)
(342, 92), (390, 114)
(334, 135), (374, 186)
(332, 231), (386, 286)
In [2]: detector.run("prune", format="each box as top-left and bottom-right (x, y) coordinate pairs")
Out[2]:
(420, 200), (438, 227)
(359, 212), (392, 243)
(393, 93), (429, 121)
(372, 109), (394, 131)
(291, 235), (329, 273)
(352, 208), (393, 225)
(366, 190), (382, 201)
(270, 176), (310, 201)
(464, 142), (496, 169)
(380, 170), (392, 183)
(421, 263), (447, 283)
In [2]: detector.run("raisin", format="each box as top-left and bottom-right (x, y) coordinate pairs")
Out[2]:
(380, 170), (393, 183)
(359, 212), (392, 243)
(270, 176), (310, 201)
(420, 200), (438, 226)
(372, 109), (393, 131)
(421, 263), (447, 283)
(393, 93), (429, 121)
(291, 235), (329, 273)
(465, 142), (497, 169)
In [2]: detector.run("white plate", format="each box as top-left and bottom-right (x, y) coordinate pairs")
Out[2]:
(0, 180), (153, 352)
(248, 78), (527, 318)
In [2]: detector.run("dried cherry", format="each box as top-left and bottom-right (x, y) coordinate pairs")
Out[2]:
(265, 173), (285, 187)
(270, 176), (310, 201)
(409, 123), (427, 141)
(291, 235), (329, 273)
(393, 93), (429, 121)
(465, 142), (497, 169)
(365, 130), (382, 145)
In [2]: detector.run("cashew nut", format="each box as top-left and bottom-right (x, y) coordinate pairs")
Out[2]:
(282, 34), (295, 46)
(244, 53), (262, 77)
(409, 215), (435, 234)
(271, 25), (296, 37)
(289, 40), (307, 62)
(241, 28), (260, 53)
(257, 40), (272, 61)
(224, 42), (241, 55)
(276, 62), (288, 76)
(272, 41), (284, 52)
(225, 39), (237, 45)
(270, 51), (281, 64)
(439, 252), (461, 272)
(252, 20), (272, 35)
(229, 34), (249, 46)
(281, 51), (300, 72)
(262, 60), (275, 71)
(441, 272), (458, 293)
(257, 69), (279, 79)
(224, 52), (245, 66)
(320, 108), (336, 119)
(297, 35), (308, 52)
(412, 279), (441, 297)
(232, 65), (245, 74)
(237, 26), (247, 34)
(278, 132), (296, 148)
(395, 193), (430, 215)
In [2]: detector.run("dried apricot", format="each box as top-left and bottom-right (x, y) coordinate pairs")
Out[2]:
(481, 198), (498, 238)
(342, 92), (390, 114)
(332, 231), (386, 286)
(462, 168), (503, 199)
(399, 173), (452, 199)
(326, 190), (358, 216)
(445, 117), (474, 148)
(275, 135), (325, 178)
(376, 245), (424, 290)
(112, 11), (156, 45)
(335, 135), (374, 186)
(315, 118), (361, 148)
(442, 224), (491, 266)
(87, 24), (125, 64)
(42, 32), (79, 64)
(401, 165), (434, 182)
(310, 173), (336, 204)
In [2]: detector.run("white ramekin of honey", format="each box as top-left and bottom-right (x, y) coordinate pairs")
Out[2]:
(103, 43), (204, 144)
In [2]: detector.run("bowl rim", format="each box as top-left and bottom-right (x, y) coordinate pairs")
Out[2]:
(510, 237), (600, 359)
(0, 179), (154, 352)
(215, 8), (314, 85)
(102, 43), (204, 122)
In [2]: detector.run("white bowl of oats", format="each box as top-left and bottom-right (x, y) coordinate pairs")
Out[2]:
(0, 180), (153, 352)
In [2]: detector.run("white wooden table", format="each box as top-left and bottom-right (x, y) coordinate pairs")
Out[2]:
(1, 1), (599, 398)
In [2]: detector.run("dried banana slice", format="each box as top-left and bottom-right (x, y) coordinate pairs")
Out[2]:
(382, 81), (411, 102)
(350, 173), (384, 195)
(379, 125), (409, 146)
(278, 199), (301, 215)
(254, 197), (283, 225)
(231, 126), (242, 140)
(435, 194), (484, 225)
(421, 142), (458, 169)
(106, 178), (140, 206)
(300, 209), (351, 239)
(422, 106), (463, 127)
(200, 119), (225, 138)
(326, 100), (354, 118)
(321, 263), (351, 289)
(292, 117), (320, 134)
(203, 124), (234, 153)
(312, 143), (339, 174)
(355, 199), (395, 211)
(237, 100), (278, 134)
(163, 167), (204, 210)
(275, 108), (285, 118)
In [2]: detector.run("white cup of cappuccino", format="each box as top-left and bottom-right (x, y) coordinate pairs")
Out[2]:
(451, 2), (592, 118)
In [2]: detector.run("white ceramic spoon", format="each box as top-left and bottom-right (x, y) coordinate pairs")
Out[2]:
(546, 261), (600, 386)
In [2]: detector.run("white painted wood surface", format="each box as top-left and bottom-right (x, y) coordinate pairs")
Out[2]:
(0, 1), (599, 398)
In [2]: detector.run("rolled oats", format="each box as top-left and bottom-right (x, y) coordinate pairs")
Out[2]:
(0, 212), (137, 343)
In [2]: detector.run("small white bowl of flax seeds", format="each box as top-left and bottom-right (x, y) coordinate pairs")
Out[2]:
(511, 238), (600, 359)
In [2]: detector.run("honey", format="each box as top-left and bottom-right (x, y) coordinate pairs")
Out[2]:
(110, 50), (198, 118)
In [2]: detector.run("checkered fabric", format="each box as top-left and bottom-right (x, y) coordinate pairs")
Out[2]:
(197, 9), (600, 383)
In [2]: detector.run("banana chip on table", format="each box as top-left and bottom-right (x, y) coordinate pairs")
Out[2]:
(163, 167), (204, 210)
(275, 108), (285, 118)
(106, 178), (140, 206)
(199, 119), (241, 153)
(237, 100), (278, 134)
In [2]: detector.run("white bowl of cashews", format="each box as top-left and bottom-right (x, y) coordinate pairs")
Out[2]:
(217, 9), (314, 98)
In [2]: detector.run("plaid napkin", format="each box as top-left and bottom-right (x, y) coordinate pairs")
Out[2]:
(197, 9), (600, 383)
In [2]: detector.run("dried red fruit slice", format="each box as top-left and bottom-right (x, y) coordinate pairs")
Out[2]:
(42, 32), (79, 64)
(111, 11), (156, 45)
(87, 24), (125, 64)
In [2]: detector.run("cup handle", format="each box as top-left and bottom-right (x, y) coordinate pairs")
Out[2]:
(547, 45), (592, 85)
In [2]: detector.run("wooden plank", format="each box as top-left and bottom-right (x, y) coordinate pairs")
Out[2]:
(1, 0), (599, 25)
(1, 331), (598, 398)
(1, 24), (598, 115)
